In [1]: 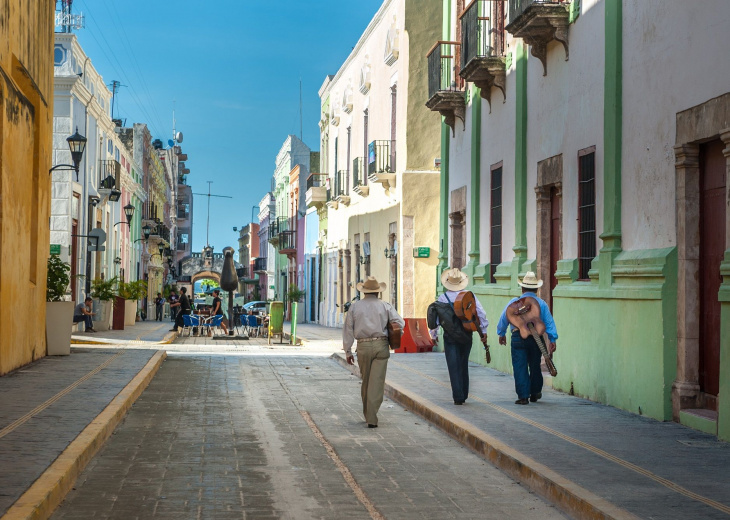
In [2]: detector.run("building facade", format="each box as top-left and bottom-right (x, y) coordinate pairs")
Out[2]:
(428, 0), (730, 439)
(313, 0), (442, 327)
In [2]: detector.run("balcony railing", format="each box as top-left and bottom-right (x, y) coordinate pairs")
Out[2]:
(278, 230), (297, 253)
(334, 170), (349, 198)
(253, 257), (267, 273)
(142, 202), (159, 222)
(268, 216), (288, 241)
(508, 0), (567, 25)
(461, 0), (502, 68)
(367, 141), (395, 175)
(306, 173), (327, 190)
(151, 223), (170, 243)
(427, 41), (461, 99)
(98, 160), (120, 189)
(236, 267), (249, 279)
(353, 157), (366, 187)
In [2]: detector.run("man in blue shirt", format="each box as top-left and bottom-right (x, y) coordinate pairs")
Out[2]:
(497, 272), (558, 405)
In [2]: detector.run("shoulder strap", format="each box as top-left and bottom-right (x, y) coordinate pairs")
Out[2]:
(443, 292), (453, 306)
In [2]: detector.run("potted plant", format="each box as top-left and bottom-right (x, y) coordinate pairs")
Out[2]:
(46, 255), (74, 355)
(118, 280), (147, 327)
(90, 277), (118, 331)
(287, 284), (306, 323)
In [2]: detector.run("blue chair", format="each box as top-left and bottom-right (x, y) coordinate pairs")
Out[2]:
(201, 314), (224, 336)
(246, 314), (260, 337)
(181, 314), (200, 336)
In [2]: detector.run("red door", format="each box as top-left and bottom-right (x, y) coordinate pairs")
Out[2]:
(699, 139), (726, 397)
(548, 187), (560, 310)
(71, 221), (78, 302)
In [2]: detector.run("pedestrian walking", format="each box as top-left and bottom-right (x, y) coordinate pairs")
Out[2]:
(168, 290), (178, 322)
(496, 272), (558, 405)
(211, 289), (228, 335)
(343, 276), (404, 428)
(73, 297), (96, 333)
(171, 287), (191, 332)
(427, 268), (488, 405)
(154, 292), (165, 321)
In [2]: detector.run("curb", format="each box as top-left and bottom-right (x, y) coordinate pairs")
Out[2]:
(2, 350), (168, 520)
(70, 330), (177, 346)
(331, 352), (639, 520)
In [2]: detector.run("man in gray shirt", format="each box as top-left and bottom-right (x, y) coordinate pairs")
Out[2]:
(73, 297), (96, 332)
(343, 276), (405, 428)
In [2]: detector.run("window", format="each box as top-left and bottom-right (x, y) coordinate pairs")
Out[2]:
(54, 46), (65, 66)
(578, 150), (596, 280)
(490, 165), (503, 283)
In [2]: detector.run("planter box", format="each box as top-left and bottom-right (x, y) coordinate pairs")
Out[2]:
(125, 300), (138, 326)
(46, 301), (74, 356)
(92, 300), (114, 331)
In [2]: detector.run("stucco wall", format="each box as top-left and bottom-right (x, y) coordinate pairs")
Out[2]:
(0, 1), (55, 374)
(621, 0), (730, 251)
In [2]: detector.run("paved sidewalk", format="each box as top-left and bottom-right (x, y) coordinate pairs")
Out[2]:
(0, 347), (165, 518)
(332, 350), (730, 519)
(72, 319), (176, 345)
(284, 321), (342, 345)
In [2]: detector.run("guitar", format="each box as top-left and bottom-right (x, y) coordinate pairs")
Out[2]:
(505, 297), (557, 377)
(453, 291), (491, 364)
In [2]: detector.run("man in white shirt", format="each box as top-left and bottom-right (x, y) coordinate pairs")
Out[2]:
(343, 276), (405, 428)
(430, 268), (488, 405)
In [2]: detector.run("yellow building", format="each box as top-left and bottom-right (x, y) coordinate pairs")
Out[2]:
(0, 1), (55, 374)
(313, 0), (442, 326)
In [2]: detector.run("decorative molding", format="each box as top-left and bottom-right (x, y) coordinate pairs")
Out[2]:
(384, 17), (399, 66)
(359, 58), (371, 95)
(425, 91), (466, 136)
(505, 3), (570, 76)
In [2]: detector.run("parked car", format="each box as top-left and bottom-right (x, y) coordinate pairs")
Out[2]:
(243, 301), (270, 315)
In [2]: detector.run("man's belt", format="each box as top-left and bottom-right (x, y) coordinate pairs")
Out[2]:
(357, 336), (388, 343)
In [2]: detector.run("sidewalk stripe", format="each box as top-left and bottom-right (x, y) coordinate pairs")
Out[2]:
(1, 350), (166, 520)
(299, 411), (386, 520)
(0, 351), (124, 440)
(391, 359), (730, 517)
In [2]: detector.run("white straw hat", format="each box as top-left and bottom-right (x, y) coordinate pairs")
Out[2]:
(441, 268), (469, 291)
(518, 271), (543, 289)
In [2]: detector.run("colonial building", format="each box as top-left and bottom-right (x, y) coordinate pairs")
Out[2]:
(237, 222), (260, 299)
(428, 0), (730, 439)
(0, 1), (55, 374)
(314, 0), (442, 327)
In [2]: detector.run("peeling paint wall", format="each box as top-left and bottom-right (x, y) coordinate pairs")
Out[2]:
(0, 0), (55, 374)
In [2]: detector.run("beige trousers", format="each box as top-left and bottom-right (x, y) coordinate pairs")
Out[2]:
(356, 338), (390, 425)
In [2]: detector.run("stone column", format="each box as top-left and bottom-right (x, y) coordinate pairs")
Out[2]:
(672, 143), (701, 419)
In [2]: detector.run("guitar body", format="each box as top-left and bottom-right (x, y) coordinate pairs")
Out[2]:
(453, 291), (491, 364)
(506, 297), (557, 377)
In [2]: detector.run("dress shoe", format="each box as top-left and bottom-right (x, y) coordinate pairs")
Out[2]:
(454, 401), (465, 405)
(515, 398), (529, 405)
(169, 328), (177, 332)
(85, 328), (96, 333)
(368, 424), (378, 428)
(530, 393), (542, 403)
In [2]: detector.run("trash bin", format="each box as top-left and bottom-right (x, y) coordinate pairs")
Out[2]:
(268, 301), (284, 344)
(394, 318), (435, 353)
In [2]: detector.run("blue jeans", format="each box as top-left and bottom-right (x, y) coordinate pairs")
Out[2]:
(443, 338), (472, 402)
(73, 314), (93, 331)
(510, 332), (543, 399)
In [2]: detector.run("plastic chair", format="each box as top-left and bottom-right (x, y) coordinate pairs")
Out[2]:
(245, 314), (259, 337)
(181, 314), (199, 336)
(201, 314), (224, 336)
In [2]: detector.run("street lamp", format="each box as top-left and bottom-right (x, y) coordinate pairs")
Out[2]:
(49, 128), (87, 180)
(113, 204), (135, 227)
(134, 224), (151, 244)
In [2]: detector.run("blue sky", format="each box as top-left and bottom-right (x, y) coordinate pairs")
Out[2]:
(72, 0), (382, 252)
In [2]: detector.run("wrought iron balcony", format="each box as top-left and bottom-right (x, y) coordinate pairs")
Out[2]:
(142, 202), (159, 222)
(150, 223), (170, 244)
(98, 160), (120, 190)
(236, 266), (249, 279)
(253, 257), (267, 273)
(278, 229), (297, 256)
(352, 157), (369, 197)
(505, 0), (570, 75)
(334, 170), (350, 206)
(426, 41), (466, 135)
(367, 141), (397, 191)
(268, 216), (288, 244)
(460, 0), (507, 107)
(305, 173), (328, 209)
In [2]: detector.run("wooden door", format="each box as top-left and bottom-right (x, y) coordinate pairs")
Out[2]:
(71, 221), (78, 302)
(549, 187), (560, 310)
(699, 139), (725, 397)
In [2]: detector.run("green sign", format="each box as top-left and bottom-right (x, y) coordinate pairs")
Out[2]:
(50, 244), (61, 255)
(413, 247), (430, 258)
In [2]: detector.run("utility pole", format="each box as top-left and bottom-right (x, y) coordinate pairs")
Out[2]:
(193, 181), (233, 247)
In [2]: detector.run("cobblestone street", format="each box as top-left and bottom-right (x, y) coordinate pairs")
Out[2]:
(51, 350), (565, 519)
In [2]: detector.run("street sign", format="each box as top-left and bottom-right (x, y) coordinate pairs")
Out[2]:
(87, 228), (106, 251)
(50, 244), (61, 255)
(413, 247), (430, 258)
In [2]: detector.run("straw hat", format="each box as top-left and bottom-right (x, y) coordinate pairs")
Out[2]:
(357, 276), (386, 294)
(518, 271), (543, 289)
(441, 268), (469, 291)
